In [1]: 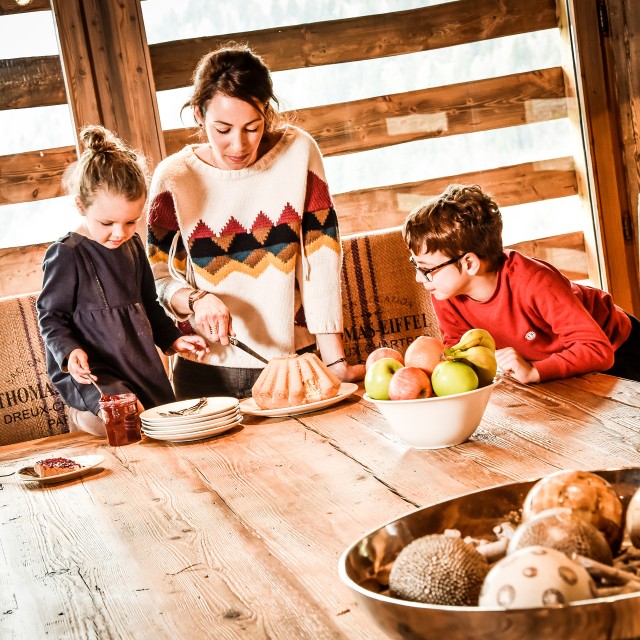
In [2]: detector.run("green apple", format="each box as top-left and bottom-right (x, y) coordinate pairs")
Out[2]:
(431, 360), (478, 397)
(365, 357), (404, 400)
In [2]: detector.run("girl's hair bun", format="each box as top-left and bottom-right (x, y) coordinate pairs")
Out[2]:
(81, 125), (118, 154)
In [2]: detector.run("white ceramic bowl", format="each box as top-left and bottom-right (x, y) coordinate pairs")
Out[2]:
(363, 381), (499, 449)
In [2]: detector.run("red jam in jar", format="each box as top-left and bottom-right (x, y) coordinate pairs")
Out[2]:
(98, 393), (141, 446)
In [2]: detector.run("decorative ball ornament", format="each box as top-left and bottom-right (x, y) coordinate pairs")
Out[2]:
(508, 507), (613, 565)
(479, 546), (597, 609)
(522, 470), (623, 552)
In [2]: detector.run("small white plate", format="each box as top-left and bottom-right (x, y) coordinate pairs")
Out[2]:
(141, 405), (239, 427)
(140, 397), (239, 423)
(142, 416), (242, 442)
(142, 410), (241, 435)
(239, 383), (359, 417)
(16, 455), (105, 484)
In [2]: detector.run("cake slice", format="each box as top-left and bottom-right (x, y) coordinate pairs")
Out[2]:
(34, 457), (82, 477)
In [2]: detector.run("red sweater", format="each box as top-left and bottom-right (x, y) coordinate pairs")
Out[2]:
(432, 250), (631, 381)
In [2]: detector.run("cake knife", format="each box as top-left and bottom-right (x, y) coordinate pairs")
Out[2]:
(228, 336), (270, 365)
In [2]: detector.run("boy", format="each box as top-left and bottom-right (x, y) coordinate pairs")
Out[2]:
(402, 184), (640, 383)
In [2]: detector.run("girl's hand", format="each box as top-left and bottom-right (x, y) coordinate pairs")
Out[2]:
(495, 347), (540, 384)
(193, 293), (235, 346)
(67, 348), (94, 384)
(172, 335), (210, 362)
(327, 360), (365, 382)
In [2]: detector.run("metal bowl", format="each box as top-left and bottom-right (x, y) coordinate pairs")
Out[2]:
(339, 468), (640, 640)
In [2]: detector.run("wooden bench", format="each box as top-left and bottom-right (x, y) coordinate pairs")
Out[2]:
(0, 293), (70, 446)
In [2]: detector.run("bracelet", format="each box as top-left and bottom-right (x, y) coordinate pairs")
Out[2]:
(325, 357), (347, 368)
(187, 289), (208, 312)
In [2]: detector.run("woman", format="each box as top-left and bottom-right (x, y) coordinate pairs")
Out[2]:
(147, 43), (364, 399)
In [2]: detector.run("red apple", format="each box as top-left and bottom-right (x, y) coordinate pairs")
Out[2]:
(366, 347), (404, 372)
(388, 367), (433, 400)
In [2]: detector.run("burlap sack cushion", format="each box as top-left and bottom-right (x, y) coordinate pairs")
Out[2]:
(0, 294), (69, 445)
(340, 228), (441, 364)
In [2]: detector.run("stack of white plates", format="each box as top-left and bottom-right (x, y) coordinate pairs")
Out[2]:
(140, 397), (242, 442)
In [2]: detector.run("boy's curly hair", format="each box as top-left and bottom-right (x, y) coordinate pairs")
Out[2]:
(402, 184), (505, 272)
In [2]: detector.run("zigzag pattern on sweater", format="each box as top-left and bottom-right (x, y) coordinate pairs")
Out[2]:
(148, 192), (340, 286)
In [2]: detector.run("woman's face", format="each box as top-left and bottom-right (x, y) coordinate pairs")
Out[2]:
(197, 94), (265, 170)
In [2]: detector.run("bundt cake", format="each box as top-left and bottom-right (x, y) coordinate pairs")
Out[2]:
(251, 353), (341, 409)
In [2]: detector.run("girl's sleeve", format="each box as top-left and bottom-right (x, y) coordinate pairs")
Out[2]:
(135, 235), (182, 352)
(36, 243), (83, 369)
(527, 269), (615, 381)
(146, 164), (190, 321)
(297, 139), (344, 335)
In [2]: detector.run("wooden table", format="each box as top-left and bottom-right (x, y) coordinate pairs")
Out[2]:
(1, 374), (640, 639)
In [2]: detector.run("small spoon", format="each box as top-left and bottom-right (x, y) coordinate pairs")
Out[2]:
(85, 376), (106, 399)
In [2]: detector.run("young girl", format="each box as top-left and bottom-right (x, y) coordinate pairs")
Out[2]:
(37, 126), (208, 436)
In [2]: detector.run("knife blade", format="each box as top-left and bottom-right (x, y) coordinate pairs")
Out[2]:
(228, 336), (270, 365)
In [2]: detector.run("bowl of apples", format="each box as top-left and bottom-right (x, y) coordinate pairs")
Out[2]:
(363, 330), (499, 449)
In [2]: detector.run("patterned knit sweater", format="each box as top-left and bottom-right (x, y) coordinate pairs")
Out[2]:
(147, 125), (343, 368)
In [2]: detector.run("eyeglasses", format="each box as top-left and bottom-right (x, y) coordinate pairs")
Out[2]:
(409, 254), (465, 282)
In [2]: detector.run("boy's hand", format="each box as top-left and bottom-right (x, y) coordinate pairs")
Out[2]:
(495, 347), (540, 384)
(67, 348), (94, 384)
(172, 335), (210, 362)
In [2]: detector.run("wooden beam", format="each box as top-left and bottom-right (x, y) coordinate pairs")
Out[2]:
(566, 0), (640, 315)
(0, 146), (74, 206)
(507, 231), (588, 281)
(0, 57), (65, 110)
(151, 0), (557, 92)
(0, 242), (48, 298)
(50, 0), (165, 170)
(2, 0), (558, 111)
(0, 0), (50, 14)
(557, 0), (602, 288)
(0, 228), (587, 299)
(333, 157), (578, 234)
(166, 67), (567, 157)
(4, 67), (568, 206)
(606, 0), (640, 270)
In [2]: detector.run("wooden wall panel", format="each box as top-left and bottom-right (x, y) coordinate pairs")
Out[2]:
(151, 0), (557, 92)
(0, 159), (579, 298)
(0, 243), (48, 298)
(1, 0), (557, 111)
(0, 57), (65, 110)
(167, 68), (567, 158)
(334, 158), (578, 235)
(3, 68), (567, 207)
(507, 231), (588, 280)
(0, 147), (74, 206)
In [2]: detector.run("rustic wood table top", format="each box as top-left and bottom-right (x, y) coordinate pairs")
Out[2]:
(1, 374), (640, 639)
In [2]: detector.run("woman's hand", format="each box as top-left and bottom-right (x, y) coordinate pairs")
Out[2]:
(495, 347), (540, 384)
(172, 335), (210, 362)
(193, 293), (235, 346)
(327, 360), (365, 382)
(67, 348), (94, 384)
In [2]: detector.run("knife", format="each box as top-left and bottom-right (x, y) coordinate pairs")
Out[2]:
(228, 336), (270, 365)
